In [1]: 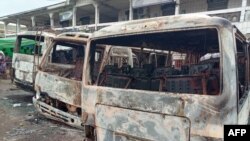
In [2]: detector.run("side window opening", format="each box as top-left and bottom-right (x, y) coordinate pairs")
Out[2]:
(42, 41), (85, 81)
(17, 36), (45, 56)
(236, 37), (248, 105)
(89, 28), (221, 95)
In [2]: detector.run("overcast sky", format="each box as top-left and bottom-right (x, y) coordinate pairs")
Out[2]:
(0, 0), (66, 17)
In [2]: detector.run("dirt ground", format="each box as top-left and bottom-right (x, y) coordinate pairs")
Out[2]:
(0, 79), (85, 141)
(1, 78), (249, 141)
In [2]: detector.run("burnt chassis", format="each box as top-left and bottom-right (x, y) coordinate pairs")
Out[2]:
(80, 15), (250, 141)
(33, 34), (92, 130)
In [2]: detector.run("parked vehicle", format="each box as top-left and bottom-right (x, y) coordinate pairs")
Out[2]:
(12, 31), (55, 90)
(0, 37), (17, 58)
(33, 32), (91, 129)
(80, 14), (250, 141)
(33, 14), (250, 141)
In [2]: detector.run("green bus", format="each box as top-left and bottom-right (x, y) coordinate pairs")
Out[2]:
(0, 37), (36, 58)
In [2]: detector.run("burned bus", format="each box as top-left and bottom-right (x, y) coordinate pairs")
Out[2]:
(33, 32), (137, 129)
(81, 14), (250, 141)
(12, 31), (55, 90)
(33, 32), (92, 129)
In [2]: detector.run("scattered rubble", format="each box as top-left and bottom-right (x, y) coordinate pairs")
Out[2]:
(26, 103), (33, 106)
(13, 103), (22, 108)
(2, 97), (8, 100)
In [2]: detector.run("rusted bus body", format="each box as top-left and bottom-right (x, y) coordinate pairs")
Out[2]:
(33, 32), (136, 130)
(81, 14), (250, 141)
(33, 32), (92, 129)
(12, 31), (55, 90)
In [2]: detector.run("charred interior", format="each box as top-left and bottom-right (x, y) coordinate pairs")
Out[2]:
(90, 28), (221, 95)
(236, 37), (249, 104)
(42, 40), (85, 81)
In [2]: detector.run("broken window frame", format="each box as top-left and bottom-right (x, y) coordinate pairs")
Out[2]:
(15, 35), (45, 56)
(39, 38), (86, 81)
(235, 32), (250, 110)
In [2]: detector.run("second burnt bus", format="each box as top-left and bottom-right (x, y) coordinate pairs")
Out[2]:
(33, 32), (91, 129)
(12, 31), (55, 91)
(82, 14), (250, 141)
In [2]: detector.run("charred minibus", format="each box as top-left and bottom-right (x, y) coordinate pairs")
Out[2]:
(33, 32), (90, 129)
(33, 32), (136, 130)
(12, 31), (55, 90)
(81, 14), (250, 141)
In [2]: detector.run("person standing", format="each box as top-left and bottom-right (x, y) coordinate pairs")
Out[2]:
(0, 51), (7, 76)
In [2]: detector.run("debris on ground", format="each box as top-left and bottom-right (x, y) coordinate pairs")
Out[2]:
(2, 97), (8, 100)
(13, 103), (22, 108)
(27, 103), (33, 106)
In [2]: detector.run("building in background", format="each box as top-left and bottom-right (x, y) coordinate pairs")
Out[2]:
(0, 23), (27, 37)
(0, 0), (250, 38)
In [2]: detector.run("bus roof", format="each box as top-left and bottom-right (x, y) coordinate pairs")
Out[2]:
(54, 32), (89, 44)
(57, 32), (91, 38)
(91, 14), (236, 40)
